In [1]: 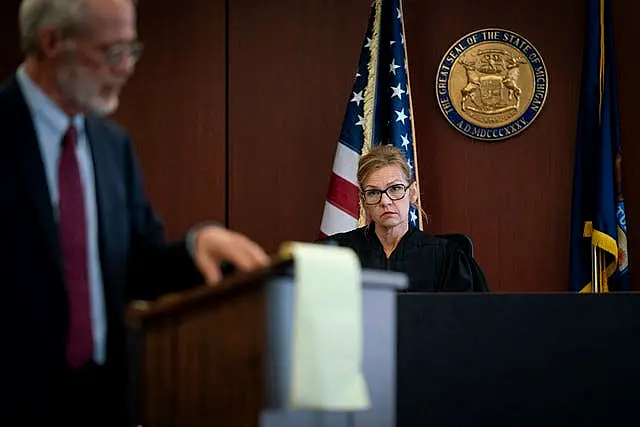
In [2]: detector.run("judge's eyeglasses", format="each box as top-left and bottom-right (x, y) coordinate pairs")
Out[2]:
(361, 184), (410, 205)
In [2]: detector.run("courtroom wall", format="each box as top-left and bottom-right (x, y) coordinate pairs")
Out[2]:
(404, 0), (581, 291)
(613, 1), (640, 292)
(113, 0), (227, 235)
(226, 0), (371, 258)
(226, 0), (640, 292)
(0, 2), (20, 78)
(0, 0), (638, 292)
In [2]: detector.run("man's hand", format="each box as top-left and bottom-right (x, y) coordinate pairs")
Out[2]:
(192, 226), (270, 285)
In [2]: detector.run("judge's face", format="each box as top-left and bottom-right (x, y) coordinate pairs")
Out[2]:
(361, 165), (416, 229)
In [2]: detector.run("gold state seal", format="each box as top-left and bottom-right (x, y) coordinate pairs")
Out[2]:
(436, 28), (549, 141)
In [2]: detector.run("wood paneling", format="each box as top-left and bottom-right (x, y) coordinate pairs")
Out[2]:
(402, 0), (584, 291)
(614, 1), (640, 290)
(227, 0), (371, 251)
(0, 0), (637, 292)
(0, 1), (22, 80)
(113, 0), (227, 240)
(228, 0), (639, 292)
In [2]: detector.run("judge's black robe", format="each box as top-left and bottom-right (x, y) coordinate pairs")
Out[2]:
(321, 225), (489, 292)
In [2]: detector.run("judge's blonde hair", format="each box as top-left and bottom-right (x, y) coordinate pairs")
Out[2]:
(357, 144), (413, 188)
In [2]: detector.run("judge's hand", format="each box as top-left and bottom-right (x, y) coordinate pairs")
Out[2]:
(192, 226), (270, 285)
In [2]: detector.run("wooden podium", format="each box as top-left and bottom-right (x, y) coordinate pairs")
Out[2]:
(126, 261), (287, 427)
(126, 256), (407, 427)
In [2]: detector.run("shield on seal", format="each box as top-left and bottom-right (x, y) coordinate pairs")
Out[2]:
(479, 75), (504, 107)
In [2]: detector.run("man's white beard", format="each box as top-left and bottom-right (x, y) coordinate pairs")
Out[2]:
(56, 61), (121, 117)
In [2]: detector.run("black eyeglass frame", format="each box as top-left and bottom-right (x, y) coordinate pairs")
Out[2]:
(360, 184), (411, 205)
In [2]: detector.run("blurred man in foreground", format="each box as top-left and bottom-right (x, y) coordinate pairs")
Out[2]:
(1, 0), (269, 425)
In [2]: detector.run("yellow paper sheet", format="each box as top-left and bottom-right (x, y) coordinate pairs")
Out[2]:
(288, 242), (370, 410)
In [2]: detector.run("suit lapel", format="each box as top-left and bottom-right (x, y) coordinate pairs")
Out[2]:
(85, 118), (113, 249)
(6, 78), (64, 277)
(85, 118), (118, 297)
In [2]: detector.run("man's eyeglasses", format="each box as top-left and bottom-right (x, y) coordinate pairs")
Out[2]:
(98, 41), (144, 67)
(361, 184), (410, 205)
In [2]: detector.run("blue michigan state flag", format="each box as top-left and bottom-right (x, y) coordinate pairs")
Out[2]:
(569, 0), (629, 292)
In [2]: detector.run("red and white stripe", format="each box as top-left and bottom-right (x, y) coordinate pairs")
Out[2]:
(319, 142), (362, 238)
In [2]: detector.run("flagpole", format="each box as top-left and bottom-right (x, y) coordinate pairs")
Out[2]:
(591, 0), (607, 294)
(398, 0), (423, 230)
(591, 246), (599, 293)
(362, 0), (382, 156)
(358, 0), (383, 228)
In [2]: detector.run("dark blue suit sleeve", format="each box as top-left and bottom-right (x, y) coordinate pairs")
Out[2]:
(121, 138), (204, 300)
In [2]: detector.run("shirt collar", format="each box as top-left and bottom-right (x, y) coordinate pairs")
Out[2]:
(16, 64), (86, 138)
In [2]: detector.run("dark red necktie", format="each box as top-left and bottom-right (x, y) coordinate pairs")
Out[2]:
(58, 125), (93, 369)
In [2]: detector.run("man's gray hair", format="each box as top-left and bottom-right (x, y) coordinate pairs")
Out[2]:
(19, 0), (90, 55)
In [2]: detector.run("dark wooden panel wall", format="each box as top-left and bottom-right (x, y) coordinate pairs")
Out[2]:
(227, 0), (640, 292)
(227, 0), (371, 253)
(0, 1), (21, 78)
(614, 1), (640, 292)
(0, 0), (638, 292)
(112, 0), (227, 239)
(403, 0), (582, 291)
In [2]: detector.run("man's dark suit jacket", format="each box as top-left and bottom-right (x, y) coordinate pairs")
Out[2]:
(0, 75), (204, 425)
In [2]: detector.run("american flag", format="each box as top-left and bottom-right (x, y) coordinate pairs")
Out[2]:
(319, 0), (422, 238)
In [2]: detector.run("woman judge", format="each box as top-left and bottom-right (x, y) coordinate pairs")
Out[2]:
(321, 145), (488, 292)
